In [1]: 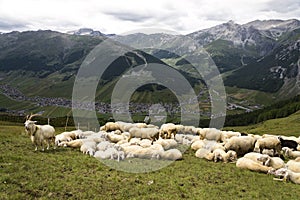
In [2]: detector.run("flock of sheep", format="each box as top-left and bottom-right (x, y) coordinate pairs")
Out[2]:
(24, 114), (300, 185)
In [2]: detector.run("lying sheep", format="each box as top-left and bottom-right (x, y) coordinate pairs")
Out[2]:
(129, 127), (159, 141)
(127, 144), (164, 159)
(100, 122), (121, 132)
(272, 168), (300, 184)
(154, 138), (178, 150)
(243, 152), (269, 164)
(80, 141), (97, 155)
(278, 136), (298, 150)
(283, 147), (300, 159)
(213, 149), (237, 163)
(106, 132), (130, 143)
(191, 140), (205, 151)
(236, 157), (273, 173)
(139, 139), (153, 148)
(55, 131), (78, 146)
(94, 148), (125, 162)
(254, 137), (281, 156)
(224, 136), (256, 156)
(159, 149), (183, 160)
(220, 131), (241, 142)
(286, 160), (300, 173)
(199, 128), (222, 142)
(195, 148), (214, 161)
(258, 156), (285, 170)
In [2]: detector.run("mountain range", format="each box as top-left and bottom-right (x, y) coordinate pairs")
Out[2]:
(0, 19), (299, 116)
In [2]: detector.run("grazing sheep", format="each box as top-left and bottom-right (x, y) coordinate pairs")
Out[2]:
(283, 147), (300, 159)
(278, 136), (298, 150)
(224, 136), (256, 156)
(286, 160), (300, 173)
(129, 127), (159, 141)
(254, 137), (281, 156)
(159, 149), (183, 160)
(159, 123), (182, 139)
(236, 157), (273, 173)
(24, 114), (55, 151)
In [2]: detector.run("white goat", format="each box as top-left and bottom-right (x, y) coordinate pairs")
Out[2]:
(24, 114), (55, 151)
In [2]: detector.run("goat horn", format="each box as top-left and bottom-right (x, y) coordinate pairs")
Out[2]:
(28, 113), (41, 120)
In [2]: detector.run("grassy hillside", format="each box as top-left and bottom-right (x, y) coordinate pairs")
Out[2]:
(1, 124), (300, 199)
(225, 110), (300, 136)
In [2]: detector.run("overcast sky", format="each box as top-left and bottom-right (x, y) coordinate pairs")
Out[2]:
(0, 0), (299, 34)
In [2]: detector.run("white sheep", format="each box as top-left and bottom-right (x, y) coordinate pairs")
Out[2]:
(55, 131), (77, 146)
(191, 140), (205, 151)
(154, 138), (178, 150)
(213, 149), (237, 163)
(243, 152), (269, 164)
(24, 114), (56, 151)
(80, 141), (97, 155)
(129, 127), (159, 141)
(236, 157), (273, 173)
(258, 156), (285, 170)
(106, 132), (130, 143)
(160, 123), (182, 139)
(286, 160), (300, 173)
(224, 136), (256, 156)
(272, 168), (300, 184)
(127, 144), (163, 159)
(199, 128), (222, 142)
(100, 122), (121, 132)
(96, 141), (114, 151)
(159, 149), (182, 160)
(195, 148), (214, 161)
(283, 147), (300, 159)
(139, 139), (153, 148)
(220, 131), (241, 142)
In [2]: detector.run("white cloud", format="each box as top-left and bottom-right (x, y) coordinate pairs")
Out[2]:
(0, 0), (299, 34)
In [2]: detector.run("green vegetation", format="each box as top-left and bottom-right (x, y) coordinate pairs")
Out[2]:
(224, 110), (300, 136)
(1, 124), (300, 199)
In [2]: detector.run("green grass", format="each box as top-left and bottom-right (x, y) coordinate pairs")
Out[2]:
(1, 124), (300, 199)
(224, 110), (300, 136)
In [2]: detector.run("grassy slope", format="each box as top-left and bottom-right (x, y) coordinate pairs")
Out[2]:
(1, 124), (300, 199)
(224, 110), (300, 136)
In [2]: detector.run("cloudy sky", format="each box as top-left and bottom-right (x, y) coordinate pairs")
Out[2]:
(0, 0), (299, 34)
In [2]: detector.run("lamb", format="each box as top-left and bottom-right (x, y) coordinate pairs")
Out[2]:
(224, 136), (256, 156)
(129, 127), (159, 141)
(278, 136), (298, 150)
(213, 149), (237, 163)
(283, 147), (300, 159)
(286, 160), (300, 173)
(159, 149), (183, 160)
(236, 157), (273, 173)
(254, 137), (281, 156)
(24, 113), (56, 151)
